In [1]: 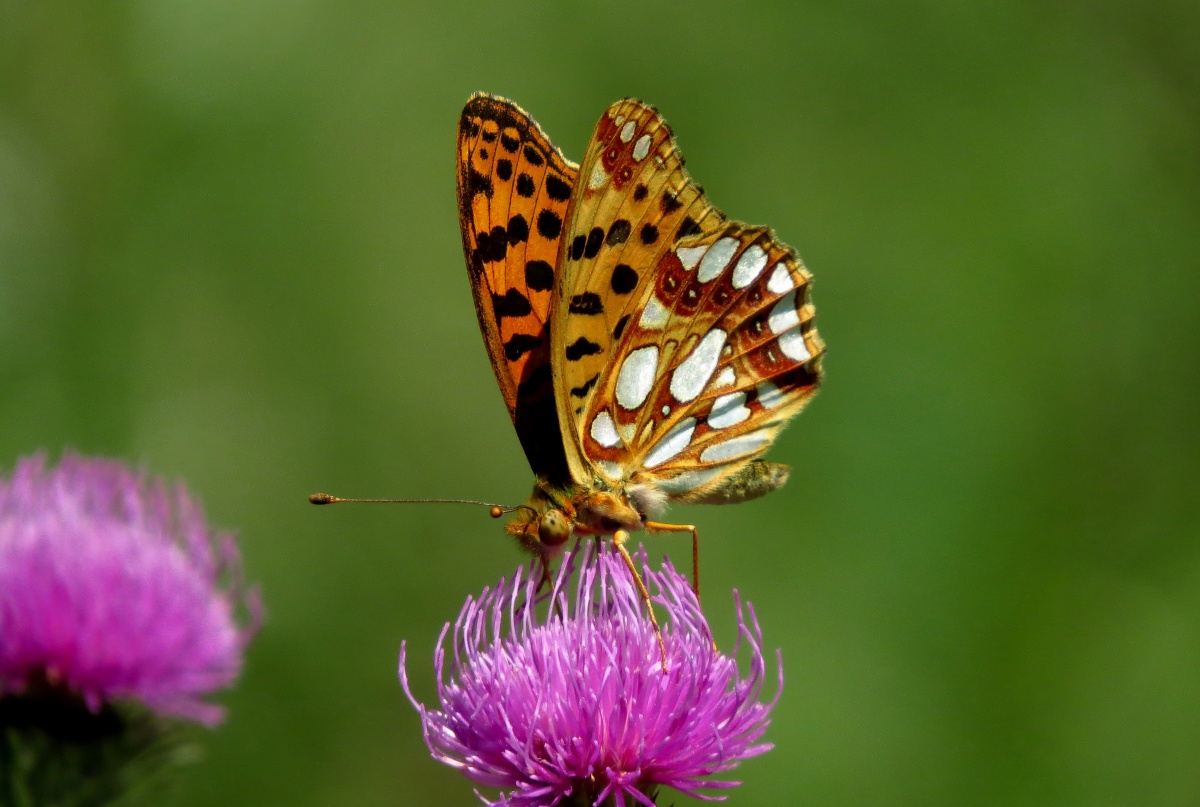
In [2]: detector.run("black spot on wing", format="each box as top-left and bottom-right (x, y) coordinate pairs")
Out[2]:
(504, 333), (541, 361)
(506, 214), (529, 245)
(570, 235), (586, 260)
(585, 227), (603, 258)
(606, 220), (631, 246)
(536, 209), (563, 239)
(468, 168), (493, 198)
(565, 336), (603, 361)
(492, 288), (532, 319)
(677, 216), (701, 238)
(516, 173), (535, 197)
(496, 159), (513, 181)
(640, 224), (659, 244)
(612, 314), (630, 340)
(525, 259), (553, 291)
(633, 184), (649, 201)
(570, 374), (599, 398)
(500, 133), (519, 153)
(545, 174), (571, 202)
(610, 264), (638, 294)
(568, 292), (603, 315)
(476, 226), (507, 263)
(523, 145), (545, 166)
(661, 191), (682, 213)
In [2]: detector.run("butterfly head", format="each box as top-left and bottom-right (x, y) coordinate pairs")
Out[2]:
(504, 483), (577, 557)
(505, 479), (652, 556)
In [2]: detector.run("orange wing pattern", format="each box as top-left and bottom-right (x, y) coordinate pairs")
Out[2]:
(553, 100), (825, 499)
(457, 95), (579, 484)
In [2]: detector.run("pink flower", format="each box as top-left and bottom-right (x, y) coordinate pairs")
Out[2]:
(401, 543), (780, 807)
(0, 453), (260, 726)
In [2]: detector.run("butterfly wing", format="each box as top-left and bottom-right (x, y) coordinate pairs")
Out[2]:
(553, 100), (825, 501)
(457, 94), (579, 485)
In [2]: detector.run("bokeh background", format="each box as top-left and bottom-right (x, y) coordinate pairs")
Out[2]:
(3, 1), (1198, 805)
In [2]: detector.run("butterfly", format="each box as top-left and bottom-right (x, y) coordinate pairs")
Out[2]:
(458, 93), (824, 630)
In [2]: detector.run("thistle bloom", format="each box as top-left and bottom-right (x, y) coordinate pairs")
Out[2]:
(0, 453), (260, 726)
(400, 544), (780, 807)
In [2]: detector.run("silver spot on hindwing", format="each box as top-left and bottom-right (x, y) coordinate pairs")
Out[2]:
(643, 417), (697, 468)
(633, 134), (652, 161)
(669, 329), (727, 403)
(766, 262), (794, 294)
(615, 346), (659, 410)
(590, 411), (621, 448)
(700, 429), (773, 462)
(731, 244), (768, 288)
(707, 391), (751, 429)
(697, 237), (739, 283)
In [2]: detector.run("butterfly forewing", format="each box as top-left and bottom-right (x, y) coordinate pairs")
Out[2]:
(551, 99), (728, 483)
(457, 94), (580, 484)
(550, 102), (824, 500)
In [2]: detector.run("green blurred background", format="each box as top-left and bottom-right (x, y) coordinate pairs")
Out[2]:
(2, 1), (1198, 804)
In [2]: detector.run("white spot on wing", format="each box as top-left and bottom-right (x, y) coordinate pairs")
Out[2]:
(712, 366), (736, 389)
(767, 262), (794, 294)
(661, 405), (671, 416)
(589, 164), (609, 190)
(638, 295), (670, 330)
(669, 329), (727, 403)
(615, 346), (659, 410)
(589, 411), (621, 448)
(756, 380), (786, 409)
(778, 328), (811, 362)
(700, 429), (773, 463)
(676, 245), (707, 270)
(643, 417), (697, 468)
(655, 466), (722, 495)
(768, 290), (799, 333)
(731, 245), (768, 288)
(620, 121), (636, 143)
(697, 237), (739, 283)
(707, 391), (750, 429)
(633, 134), (652, 161)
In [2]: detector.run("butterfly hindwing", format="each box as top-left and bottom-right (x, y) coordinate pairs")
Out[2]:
(457, 94), (579, 484)
(552, 100), (825, 499)
(588, 223), (824, 501)
(551, 99), (728, 483)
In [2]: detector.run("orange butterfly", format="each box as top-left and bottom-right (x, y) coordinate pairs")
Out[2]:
(457, 94), (825, 628)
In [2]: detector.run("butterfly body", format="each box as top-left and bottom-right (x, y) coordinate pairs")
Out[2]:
(457, 93), (824, 565)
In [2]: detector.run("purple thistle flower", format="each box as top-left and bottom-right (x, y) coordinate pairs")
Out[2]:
(400, 543), (781, 807)
(0, 453), (260, 726)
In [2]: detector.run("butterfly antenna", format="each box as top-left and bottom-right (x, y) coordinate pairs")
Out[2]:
(309, 493), (534, 520)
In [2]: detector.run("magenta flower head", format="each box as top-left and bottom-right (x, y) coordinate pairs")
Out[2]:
(400, 543), (781, 807)
(0, 453), (260, 726)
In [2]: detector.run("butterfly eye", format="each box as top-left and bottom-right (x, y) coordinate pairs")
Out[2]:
(537, 509), (571, 547)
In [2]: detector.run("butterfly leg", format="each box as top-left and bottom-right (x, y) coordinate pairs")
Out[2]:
(612, 529), (668, 672)
(643, 521), (700, 602)
(643, 521), (715, 651)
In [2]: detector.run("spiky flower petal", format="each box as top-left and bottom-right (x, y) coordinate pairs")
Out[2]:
(401, 544), (780, 807)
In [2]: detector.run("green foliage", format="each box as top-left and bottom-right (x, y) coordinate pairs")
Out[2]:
(0, 698), (194, 807)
